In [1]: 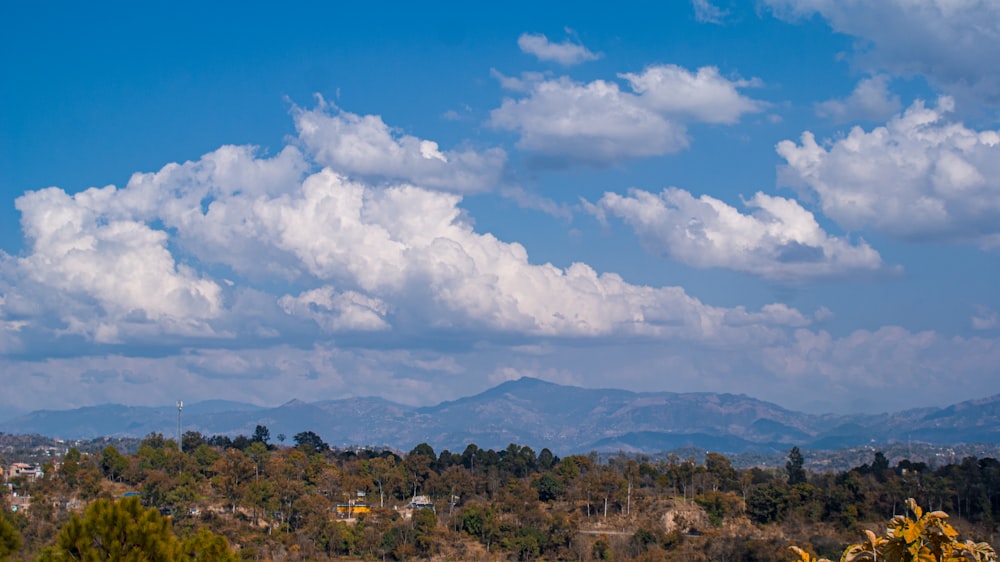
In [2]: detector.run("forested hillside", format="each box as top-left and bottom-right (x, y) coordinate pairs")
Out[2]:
(2, 428), (999, 561)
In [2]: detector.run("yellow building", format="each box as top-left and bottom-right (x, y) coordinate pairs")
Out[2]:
(335, 501), (371, 517)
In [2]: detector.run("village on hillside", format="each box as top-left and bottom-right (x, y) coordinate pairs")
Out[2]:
(3, 427), (1000, 560)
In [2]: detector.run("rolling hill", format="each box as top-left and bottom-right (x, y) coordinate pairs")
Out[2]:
(2, 377), (998, 454)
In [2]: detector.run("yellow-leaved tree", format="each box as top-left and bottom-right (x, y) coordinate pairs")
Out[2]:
(790, 498), (996, 562)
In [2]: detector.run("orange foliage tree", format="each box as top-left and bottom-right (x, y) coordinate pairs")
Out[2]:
(791, 498), (996, 562)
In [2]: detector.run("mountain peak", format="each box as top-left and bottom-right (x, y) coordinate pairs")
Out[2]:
(494, 376), (558, 391)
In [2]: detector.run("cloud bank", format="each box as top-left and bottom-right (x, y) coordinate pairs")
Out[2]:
(0, 105), (810, 354)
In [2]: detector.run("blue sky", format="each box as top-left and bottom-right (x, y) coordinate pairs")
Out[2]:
(2, 0), (1000, 417)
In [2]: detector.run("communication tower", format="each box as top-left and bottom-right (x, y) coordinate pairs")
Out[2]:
(177, 400), (183, 453)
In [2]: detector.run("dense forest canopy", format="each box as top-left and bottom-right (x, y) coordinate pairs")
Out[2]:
(2, 427), (999, 561)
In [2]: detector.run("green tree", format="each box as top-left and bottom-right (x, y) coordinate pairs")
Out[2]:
(535, 473), (565, 502)
(38, 497), (180, 561)
(245, 441), (269, 473)
(405, 443), (436, 498)
(0, 514), (21, 561)
(101, 445), (128, 482)
(705, 451), (738, 491)
(872, 450), (891, 483)
(38, 496), (238, 562)
(319, 520), (358, 557)
(251, 424), (270, 445)
(211, 448), (254, 513)
(293, 431), (329, 454)
(244, 441), (271, 524)
(181, 431), (207, 452)
(365, 456), (397, 508)
(413, 507), (437, 556)
(60, 447), (82, 488)
(457, 502), (500, 550)
(437, 465), (475, 513)
(179, 528), (238, 562)
(747, 481), (790, 524)
(786, 446), (807, 485)
(537, 448), (557, 471)
(696, 490), (742, 527)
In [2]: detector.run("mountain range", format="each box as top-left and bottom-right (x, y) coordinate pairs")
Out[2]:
(2, 377), (999, 455)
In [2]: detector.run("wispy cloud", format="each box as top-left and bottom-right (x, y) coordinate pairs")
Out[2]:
(972, 306), (999, 331)
(766, 0), (1000, 108)
(815, 74), (901, 122)
(517, 32), (600, 66)
(692, 0), (729, 24)
(500, 186), (574, 221)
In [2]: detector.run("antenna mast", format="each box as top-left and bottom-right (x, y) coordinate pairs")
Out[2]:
(177, 400), (183, 453)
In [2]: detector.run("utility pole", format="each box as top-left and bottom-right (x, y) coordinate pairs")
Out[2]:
(177, 400), (183, 453)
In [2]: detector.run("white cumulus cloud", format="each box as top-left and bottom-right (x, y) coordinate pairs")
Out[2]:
(0, 105), (811, 353)
(490, 76), (688, 165)
(777, 97), (1000, 245)
(621, 65), (764, 124)
(591, 187), (888, 282)
(242, 170), (805, 338)
(12, 186), (223, 342)
(294, 101), (507, 193)
(489, 64), (764, 166)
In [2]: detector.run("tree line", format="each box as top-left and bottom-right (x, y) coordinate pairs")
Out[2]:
(2, 428), (999, 561)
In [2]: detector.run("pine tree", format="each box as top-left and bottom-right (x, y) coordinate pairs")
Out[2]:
(37, 497), (236, 562)
(39, 497), (179, 561)
(786, 446), (807, 485)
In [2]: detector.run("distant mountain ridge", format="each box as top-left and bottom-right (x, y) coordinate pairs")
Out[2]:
(2, 377), (999, 454)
